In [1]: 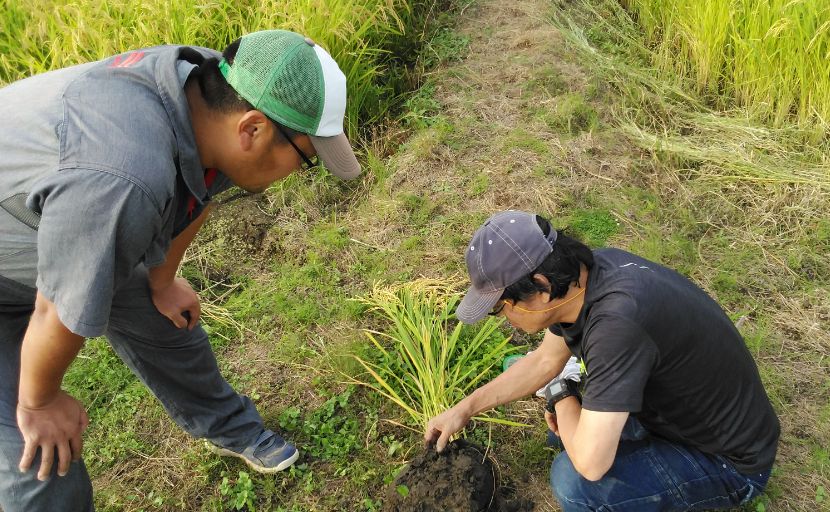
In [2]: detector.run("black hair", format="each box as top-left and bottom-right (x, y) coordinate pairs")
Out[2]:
(501, 216), (594, 302)
(196, 38), (249, 114)
(195, 38), (300, 141)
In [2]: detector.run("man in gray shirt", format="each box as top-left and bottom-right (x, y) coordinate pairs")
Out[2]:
(0, 30), (360, 511)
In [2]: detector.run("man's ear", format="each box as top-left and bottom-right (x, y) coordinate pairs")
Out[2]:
(237, 110), (269, 151)
(532, 274), (552, 302)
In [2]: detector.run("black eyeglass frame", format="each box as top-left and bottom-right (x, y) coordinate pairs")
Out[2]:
(487, 299), (509, 316)
(276, 124), (318, 171)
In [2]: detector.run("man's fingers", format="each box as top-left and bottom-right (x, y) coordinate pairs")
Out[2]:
(187, 303), (200, 330)
(424, 425), (438, 446)
(57, 442), (71, 476)
(79, 408), (89, 431)
(37, 444), (54, 481)
(18, 440), (37, 473)
(544, 411), (558, 433)
(436, 430), (452, 453)
(69, 434), (83, 461)
(171, 313), (187, 329)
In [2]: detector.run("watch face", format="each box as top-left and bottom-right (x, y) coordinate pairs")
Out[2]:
(543, 379), (567, 401)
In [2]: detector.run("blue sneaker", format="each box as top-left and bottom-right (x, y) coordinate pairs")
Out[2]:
(207, 430), (299, 473)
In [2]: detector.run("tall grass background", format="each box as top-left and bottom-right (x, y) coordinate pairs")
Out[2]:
(622, 0), (830, 131)
(552, 0), (830, 190)
(0, 0), (442, 138)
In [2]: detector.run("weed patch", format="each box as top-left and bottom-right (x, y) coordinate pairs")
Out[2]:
(539, 93), (599, 135)
(278, 388), (361, 461)
(567, 208), (619, 247)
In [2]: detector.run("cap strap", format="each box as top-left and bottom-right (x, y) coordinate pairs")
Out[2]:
(218, 58), (231, 80)
(546, 228), (558, 245)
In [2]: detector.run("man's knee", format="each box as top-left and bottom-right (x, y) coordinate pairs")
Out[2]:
(550, 451), (592, 512)
(0, 425), (94, 512)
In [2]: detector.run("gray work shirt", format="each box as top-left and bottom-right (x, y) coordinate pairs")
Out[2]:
(0, 46), (233, 337)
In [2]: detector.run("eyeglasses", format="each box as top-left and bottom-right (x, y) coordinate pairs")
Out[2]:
(487, 299), (510, 316)
(487, 286), (586, 316)
(277, 124), (318, 171)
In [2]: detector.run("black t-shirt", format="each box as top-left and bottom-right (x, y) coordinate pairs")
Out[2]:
(550, 249), (779, 474)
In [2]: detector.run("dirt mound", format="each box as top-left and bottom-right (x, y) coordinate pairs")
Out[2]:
(384, 440), (534, 512)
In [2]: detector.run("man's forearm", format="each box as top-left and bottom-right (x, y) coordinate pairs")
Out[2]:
(554, 399), (628, 481)
(18, 292), (85, 408)
(554, 396), (582, 450)
(459, 346), (571, 417)
(148, 204), (213, 290)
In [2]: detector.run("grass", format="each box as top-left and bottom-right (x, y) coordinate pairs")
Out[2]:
(550, 0), (830, 190)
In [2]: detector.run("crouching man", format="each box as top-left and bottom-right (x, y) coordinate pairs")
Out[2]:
(424, 210), (779, 511)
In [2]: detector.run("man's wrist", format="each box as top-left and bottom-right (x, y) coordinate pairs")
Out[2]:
(544, 378), (581, 413)
(552, 395), (581, 417)
(18, 390), (60, 410)
(462, 389), (488, 418)
(147, 273), (174, 293)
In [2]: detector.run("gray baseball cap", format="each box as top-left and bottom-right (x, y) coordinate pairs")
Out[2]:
(456, 211), (558, 323)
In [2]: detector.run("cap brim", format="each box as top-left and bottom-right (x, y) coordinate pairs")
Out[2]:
(310, 133), (361, 180)
(456, 285), (504, 324)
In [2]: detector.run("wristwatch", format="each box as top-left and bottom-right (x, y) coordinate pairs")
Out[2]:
(543, 378), (581, 413)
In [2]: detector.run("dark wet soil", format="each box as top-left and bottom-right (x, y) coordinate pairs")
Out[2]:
(384, 440), (534, 512)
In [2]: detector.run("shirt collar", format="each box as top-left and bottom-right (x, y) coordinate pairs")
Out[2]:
(155, 46), (220, 206)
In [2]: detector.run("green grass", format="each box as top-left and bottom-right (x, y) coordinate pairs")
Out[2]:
(539, 93), (599, 135)
(63, 339), (155, 475)
(567, 208), (619, 247)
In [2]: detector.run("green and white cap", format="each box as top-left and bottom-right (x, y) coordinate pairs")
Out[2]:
(219, 29), (360, 179)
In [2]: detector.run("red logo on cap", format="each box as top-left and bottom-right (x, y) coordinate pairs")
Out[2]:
(109, 51), (145, 68)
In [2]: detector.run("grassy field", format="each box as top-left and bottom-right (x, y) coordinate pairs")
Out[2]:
(622, 0), (830, 130)
(3, 0), (829, 510)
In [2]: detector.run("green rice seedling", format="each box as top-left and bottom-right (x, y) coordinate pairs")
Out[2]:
(351, 279), (524, 431)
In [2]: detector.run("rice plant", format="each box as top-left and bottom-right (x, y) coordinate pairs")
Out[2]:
(550, 0), (830, 190)
(621, 0), (830, 129)
(0, 0), (423, 137)
(351, 279), (523, 430)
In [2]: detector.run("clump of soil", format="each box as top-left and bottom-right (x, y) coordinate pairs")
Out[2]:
(384, 440), (534, 512)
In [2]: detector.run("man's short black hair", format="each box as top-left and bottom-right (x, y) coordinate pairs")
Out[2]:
(196, 38), (248, 114)
(195, 38), (299, 140)
(500, 216), (594, 302)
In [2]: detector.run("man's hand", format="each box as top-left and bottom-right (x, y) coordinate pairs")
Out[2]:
(17, 391), (89, 480)
(545, 410), (559, 436)
(424, 404), (473, 452)
(150, 277), (200, 329)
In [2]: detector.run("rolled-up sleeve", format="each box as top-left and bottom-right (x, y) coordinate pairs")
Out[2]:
(31, 168), (162, 337)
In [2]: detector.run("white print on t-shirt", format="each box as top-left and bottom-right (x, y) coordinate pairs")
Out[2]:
(619, 262), (651, 270)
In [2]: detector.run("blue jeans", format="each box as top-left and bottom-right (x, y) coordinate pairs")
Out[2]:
(549, 419), (770, 511)
(0, 270), (265, 512)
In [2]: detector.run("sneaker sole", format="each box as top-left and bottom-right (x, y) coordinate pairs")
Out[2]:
(206, 443), (300, 474)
